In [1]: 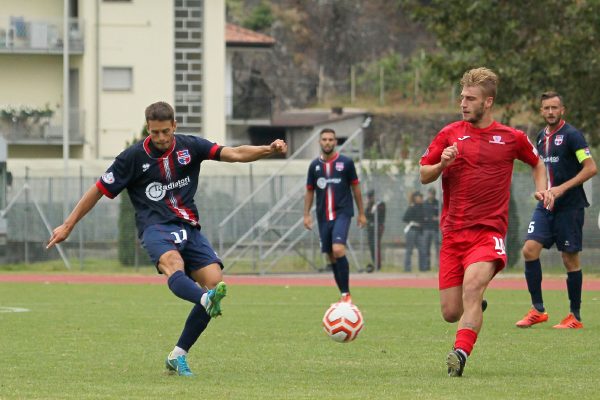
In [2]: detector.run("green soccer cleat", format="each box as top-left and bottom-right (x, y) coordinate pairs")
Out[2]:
(202, 281), (227, 318)
(165, 354), (193, 377)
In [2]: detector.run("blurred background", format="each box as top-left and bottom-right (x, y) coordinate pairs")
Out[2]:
(1, 0), (598, 274)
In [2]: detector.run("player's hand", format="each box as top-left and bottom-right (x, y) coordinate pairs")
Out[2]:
(270, 139), (288, 154)
(46, 224), (72, 249)
(303, 215), (313, 230)
(440, 142), (458, 168)
(357, 213), (367, 228)
(535, 190), (555, 210)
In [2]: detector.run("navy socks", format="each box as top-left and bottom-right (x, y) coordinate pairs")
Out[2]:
(176, 304), (211, 351)
(332, 256), (350, 294)
(567, 270), (583, 321)
(167, 270), (205, 304)
(525, 259), (545, 312)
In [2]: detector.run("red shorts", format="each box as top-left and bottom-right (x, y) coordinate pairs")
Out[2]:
(439, 226), (507, 290)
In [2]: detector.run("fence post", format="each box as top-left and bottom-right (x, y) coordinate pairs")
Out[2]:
(350, 65), (356, 105)
(24, 167), (29, 264)
(379, 66), (385, 106)
(79, 166), (84, 270)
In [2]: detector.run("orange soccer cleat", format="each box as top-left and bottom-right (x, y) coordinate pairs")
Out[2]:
(553, 313), (583, 329)
(515, 308), (549, 328)
(340, 293), (353, 303)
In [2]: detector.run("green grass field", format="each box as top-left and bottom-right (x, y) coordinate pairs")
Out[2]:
(1, 282), (599, 399)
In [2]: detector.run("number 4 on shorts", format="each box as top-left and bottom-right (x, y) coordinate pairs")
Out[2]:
(493, 237), (506, 255)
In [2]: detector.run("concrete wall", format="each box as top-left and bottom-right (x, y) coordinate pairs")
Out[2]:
(98, 0), (174, 159)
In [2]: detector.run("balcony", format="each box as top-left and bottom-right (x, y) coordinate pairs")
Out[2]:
(226, 96), (273, 125)
(0, 16), (84, 54)
(0, 108), (85, 144)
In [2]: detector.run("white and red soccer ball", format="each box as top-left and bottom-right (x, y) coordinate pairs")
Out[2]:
(322, 301), (364, 343)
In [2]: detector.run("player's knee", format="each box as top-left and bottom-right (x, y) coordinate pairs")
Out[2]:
(332, 247), (346, 259)
(522, 242), (541, 261)
(441, 303), (462, 322)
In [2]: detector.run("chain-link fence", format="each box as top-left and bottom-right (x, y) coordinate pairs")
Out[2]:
(2, 167), (599, 274)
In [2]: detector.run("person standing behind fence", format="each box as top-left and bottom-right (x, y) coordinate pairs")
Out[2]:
(46, 101), (288, 377)
(515, 91), (597, 329)
(422, 187), (440, 271)
(402, 190), (427, 272)
(365, 189), (386, 271)
(304, 128), (367, 304)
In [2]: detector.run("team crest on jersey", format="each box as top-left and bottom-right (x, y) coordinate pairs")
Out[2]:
(101, 172), (115, 185)
(335, 162), (344, 171)
(489, 135), (505, 144)
(177, 149), (191, 165)
(554, 135), (564, 146)
(316, 165), (321, 172)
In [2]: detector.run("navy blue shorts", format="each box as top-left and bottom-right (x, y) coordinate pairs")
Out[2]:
(525, 206), (584, 253)
(317, 214), (352, 254)
(141, 222), (223, 274)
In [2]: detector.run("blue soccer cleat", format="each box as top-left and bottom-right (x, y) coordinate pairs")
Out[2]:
(202, 281), (227, 318)
(165, 354), (193, 377)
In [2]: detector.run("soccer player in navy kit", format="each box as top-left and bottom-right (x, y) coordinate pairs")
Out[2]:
(303, 128), (367, 303)
(516, 92), (597, 329)
(47, 102), (287, 376)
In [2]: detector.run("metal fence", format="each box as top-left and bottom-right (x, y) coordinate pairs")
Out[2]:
(2, 168), (599, 274)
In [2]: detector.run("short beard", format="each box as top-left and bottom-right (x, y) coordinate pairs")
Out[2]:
(465, 102), (485, 124)
(321, 147), (334, 155)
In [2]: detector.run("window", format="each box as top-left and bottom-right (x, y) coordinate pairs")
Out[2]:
(102, 67), (133, 91)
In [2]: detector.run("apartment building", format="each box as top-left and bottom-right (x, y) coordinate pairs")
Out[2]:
(0, 0), (225, 165)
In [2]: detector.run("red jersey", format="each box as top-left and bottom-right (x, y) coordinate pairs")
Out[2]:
(420, 120), (540, 235)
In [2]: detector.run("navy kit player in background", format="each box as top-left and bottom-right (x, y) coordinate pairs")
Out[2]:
(516, 92), (597, 329)
(304, 128), (367, 303)
(47, 101), (287, 376)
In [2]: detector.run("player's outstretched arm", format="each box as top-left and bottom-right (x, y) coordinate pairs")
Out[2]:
(303, 189), (314, 230)
(47, 184), (104, 249)
(219, 139), (287, 162)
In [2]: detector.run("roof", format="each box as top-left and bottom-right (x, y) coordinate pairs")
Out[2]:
(270, 108), (368, 128)
(226, 23), (276, 48)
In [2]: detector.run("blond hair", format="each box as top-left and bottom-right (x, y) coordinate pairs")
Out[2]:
(460, 67), (498, 99)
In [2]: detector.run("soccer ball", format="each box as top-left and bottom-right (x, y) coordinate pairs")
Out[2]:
(322, 301), (364, 343)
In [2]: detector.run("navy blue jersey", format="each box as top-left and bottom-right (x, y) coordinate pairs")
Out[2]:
(96, 134), (221, 236)
(306, 153), (359, 222)
(535, 121), (592, 211)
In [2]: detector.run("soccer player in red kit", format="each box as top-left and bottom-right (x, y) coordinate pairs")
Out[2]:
(420, 67), (552, 377)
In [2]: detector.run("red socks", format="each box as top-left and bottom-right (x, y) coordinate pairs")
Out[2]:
(454, 328), (478, 356)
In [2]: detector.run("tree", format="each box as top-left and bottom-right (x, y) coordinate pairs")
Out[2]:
(402, 0), (600, 144)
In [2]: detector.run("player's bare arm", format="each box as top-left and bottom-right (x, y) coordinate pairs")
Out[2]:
(303, 188), (314, 230)
(47, 184), (104, 249)
(351, 184), (367, 228)
(420, 142), (458, 184)
(530, 158), (554, 209)
(220, 139), (287, 162)
(548, 157), (597, 200)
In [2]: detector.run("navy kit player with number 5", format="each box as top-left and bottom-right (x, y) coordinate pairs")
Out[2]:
(516, 92), (597, 329)
(47, 102), (287, 376)
(304, 128), (367, 304)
